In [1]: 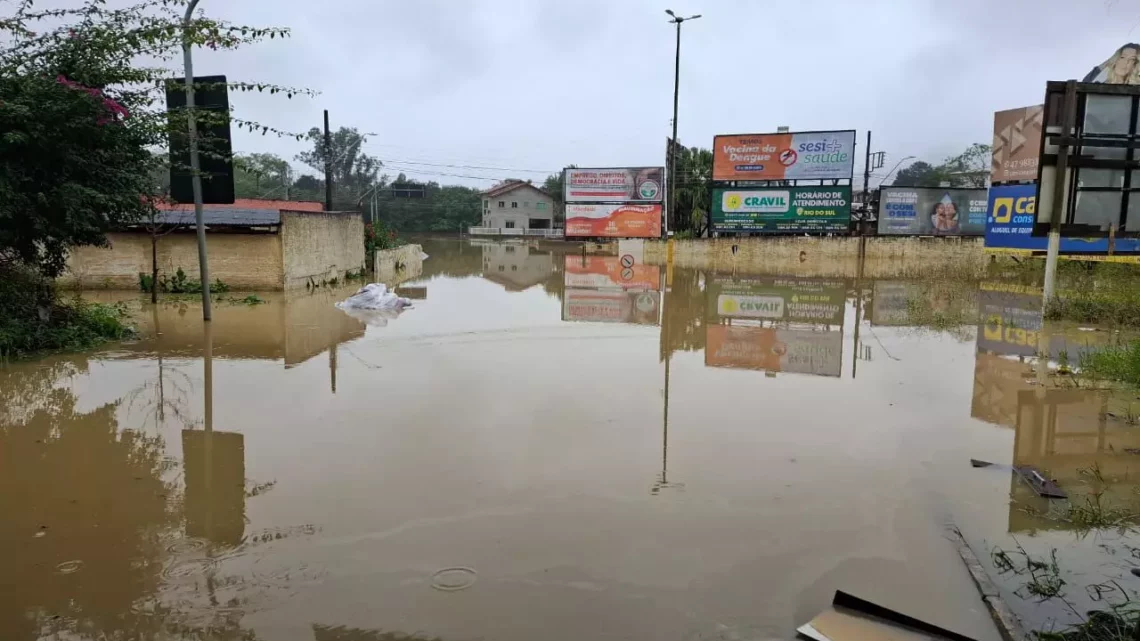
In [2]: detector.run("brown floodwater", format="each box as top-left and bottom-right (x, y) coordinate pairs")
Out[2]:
(3, 238), (1138, 640)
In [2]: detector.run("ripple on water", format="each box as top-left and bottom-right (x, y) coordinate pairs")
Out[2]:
(161, 557), (219, 579)
(430, 567), (477, 592)
(55, 560), (83, 575)
(164, 537), (209, 555)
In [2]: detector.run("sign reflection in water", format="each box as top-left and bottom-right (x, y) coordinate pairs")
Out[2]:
(703, 275), (845, 377)
(562, 255), (661, 325)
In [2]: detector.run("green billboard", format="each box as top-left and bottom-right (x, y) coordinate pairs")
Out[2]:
(711, 186), (851, 233)
(706, 276), (847, 325)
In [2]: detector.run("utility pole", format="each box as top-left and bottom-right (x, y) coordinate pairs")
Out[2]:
(323, 110), (333, 212)
(182, 0), (211, 321)
(666, 10), (701, 236)
(863, 130), (872, 231)
(1043, 80), (1077, 305)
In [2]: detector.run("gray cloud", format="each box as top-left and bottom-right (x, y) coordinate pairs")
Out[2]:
(188, 0), (1140, 186)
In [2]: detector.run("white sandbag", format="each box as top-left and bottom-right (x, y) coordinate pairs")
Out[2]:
(335, 283), (412, 311)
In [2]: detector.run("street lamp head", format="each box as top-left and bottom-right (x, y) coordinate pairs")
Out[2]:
(689, 14), (702, 19)
(665, 9), (675, 16)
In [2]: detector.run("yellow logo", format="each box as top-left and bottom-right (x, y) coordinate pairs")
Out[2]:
(993, 196), (1035, 223)
(720, 298), (739, 314)
(725, 194), (742, 211)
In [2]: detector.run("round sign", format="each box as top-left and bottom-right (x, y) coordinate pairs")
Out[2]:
(621, 267), (635, 281)
(638, 179), (661, 200)
(636, 293), (656, 313)
(725, 194), (742, 210)
(620, 254), (635, 268)
(778, 149), (798, 166)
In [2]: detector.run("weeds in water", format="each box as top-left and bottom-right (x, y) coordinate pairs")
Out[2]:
(137, 268), (230, 295)
(993, 541), (1067, 601)
(1081, 341), (1140, 387)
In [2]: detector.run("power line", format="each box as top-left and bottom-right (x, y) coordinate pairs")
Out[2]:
(376, 159), (556, 174)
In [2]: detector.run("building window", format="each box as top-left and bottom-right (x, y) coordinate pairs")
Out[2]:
(511, 202), (518, 208)
(505, 246), (516, 253)
(498, 265), (505, 272)
(523, 201), (530, 207)
(483, 199), (489, 209)
(511, 265), (518, 271)
(505, 220), (516, 228)
(498, 201), (505, 208)
(536, 202), (547, 211)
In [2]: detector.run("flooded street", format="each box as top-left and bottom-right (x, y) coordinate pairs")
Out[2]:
(4, 238), (1139, 640)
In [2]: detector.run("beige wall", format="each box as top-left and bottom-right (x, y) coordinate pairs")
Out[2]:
(281, 210), (364, 290)
(643, 236), (987, 278)
(63, 231), (283, 290)
(374, 243), (424, 284)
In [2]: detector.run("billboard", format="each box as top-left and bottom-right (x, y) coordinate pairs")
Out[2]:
(711, 186), (851, 233)
(564, 167), (664, 203)
(562, 289), (660, 325)
(705, 325), (841, 377)
(878, 187), (988, 236)
(992, 105), (1043, 184)
(564, 255), (660, 290)
(984, 184), (1140, 254)
(707, 276), (846, 325)
(565, 203), (662, 238)
(712, 130), (856, 181)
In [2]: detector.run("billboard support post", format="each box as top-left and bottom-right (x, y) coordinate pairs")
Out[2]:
(863, 131), (871, 221)
(1043, 80), (1077, 305)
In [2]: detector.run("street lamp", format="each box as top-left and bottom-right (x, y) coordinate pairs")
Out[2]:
(666, 9), (701, 236)
(879, 155), (917, 186)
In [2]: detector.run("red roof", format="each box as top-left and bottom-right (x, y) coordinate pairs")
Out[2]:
(156, 198), (324, 212)
(481, 181), (547, 199)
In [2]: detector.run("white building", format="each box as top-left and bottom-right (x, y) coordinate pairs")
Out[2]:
(480, 180), (555, 231)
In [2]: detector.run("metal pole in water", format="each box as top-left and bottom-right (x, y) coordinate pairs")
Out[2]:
(1043, 80), (1077, 306)
(182, 0), (211, 321)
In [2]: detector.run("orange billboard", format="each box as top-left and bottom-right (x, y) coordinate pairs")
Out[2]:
(991, 105), (1043, 184)
(712, 130), (856, 181)
(704, 325), (842, 376)
(565, 204), (662, 238)
(564, 255), (660, 290)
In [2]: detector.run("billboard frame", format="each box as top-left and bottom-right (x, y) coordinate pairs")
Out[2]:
(712, 129), (858, 184)
(563, 166), (666, 204)
(877, 186), (989, 237)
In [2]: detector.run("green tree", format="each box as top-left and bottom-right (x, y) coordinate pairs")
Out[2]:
(542, 164), (576, 223)
(939, 142), (991, 188)
(0, 0), (307, 277)
(892, 161), (945, 188)
(671, 143), (713, 235)
(234, 152), (292, 199)
(296, 127), (382, 207)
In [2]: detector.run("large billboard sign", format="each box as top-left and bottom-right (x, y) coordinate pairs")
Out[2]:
(711, 186), (850, 233)
(704, 325), (841, 377)
(707, 277), (846, 325)
(878, 187), (988, 236)
(562, 289), (660, 325)
(563, 167), (664, 203)
(564, 255), (660, 290)
(565, 203), (662, 238)
(992, 105), (1043, 184)
(712, 130), (856, 181)
(984, 184), (1140, 254)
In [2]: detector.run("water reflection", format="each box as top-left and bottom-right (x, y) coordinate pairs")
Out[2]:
(562, 255), (661, 325)
(704, 276), (847, 377)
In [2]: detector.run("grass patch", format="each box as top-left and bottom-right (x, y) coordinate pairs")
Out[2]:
(1080, 340), (1140, 387)
(138, 267), (230, 294)
(0, 264), (132, 360)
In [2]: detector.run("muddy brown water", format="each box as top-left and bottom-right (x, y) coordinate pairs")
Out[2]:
(2, 238), (1139, 640)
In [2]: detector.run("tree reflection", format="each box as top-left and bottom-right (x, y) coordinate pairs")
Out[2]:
(0, 359), (177, 640)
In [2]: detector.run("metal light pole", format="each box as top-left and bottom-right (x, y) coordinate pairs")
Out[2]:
(182, 0), (211, 320)
(666, 9), (701, 236)
(879, 155), (917, 187)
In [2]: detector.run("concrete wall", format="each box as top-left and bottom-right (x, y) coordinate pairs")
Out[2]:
(643, 236), (987, 278)
(281, 210), (365, 290)
(63, 231), (283, 290)
(482, 185), (554, 230)
(374, 243), (424, 284)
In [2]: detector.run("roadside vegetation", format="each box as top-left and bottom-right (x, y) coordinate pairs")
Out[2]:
(0, 264), (131, 360)
(1, 0), (306, 358)
(985, 259), (1140, 327)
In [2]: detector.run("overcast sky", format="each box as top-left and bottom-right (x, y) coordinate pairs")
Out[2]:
(189, 0), (1140, 187)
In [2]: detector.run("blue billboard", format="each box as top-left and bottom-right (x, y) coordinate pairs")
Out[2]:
(984, 184), (1140, 253)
